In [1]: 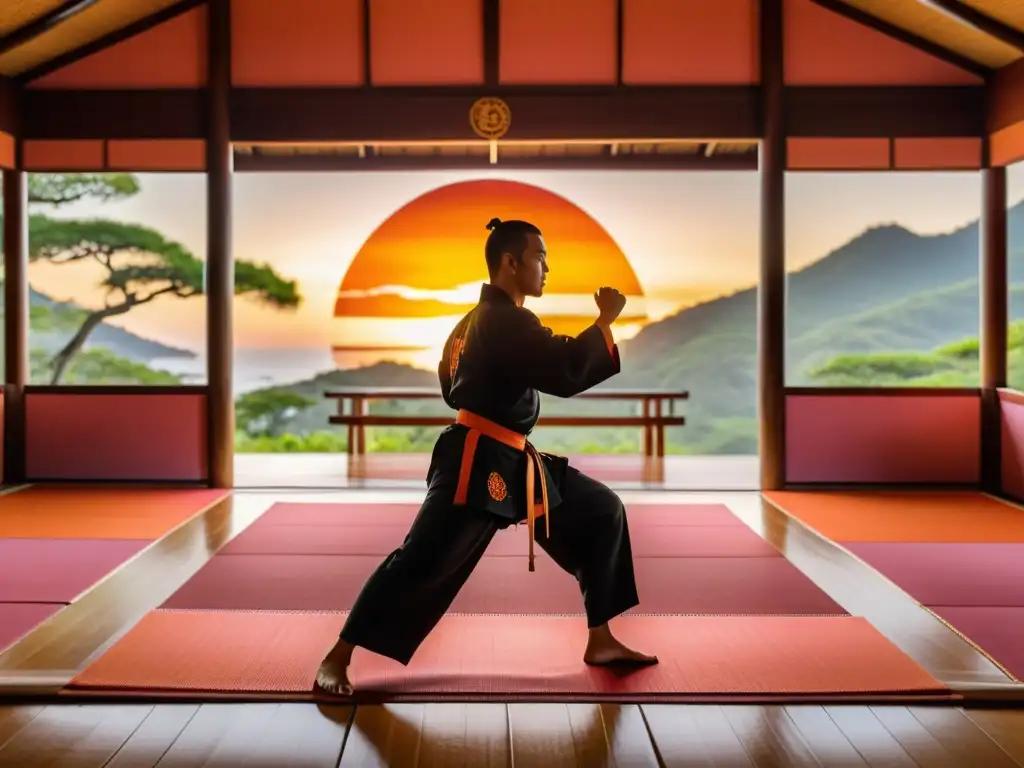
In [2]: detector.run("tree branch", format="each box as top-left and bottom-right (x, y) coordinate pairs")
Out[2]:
(47, 284), (183, 384)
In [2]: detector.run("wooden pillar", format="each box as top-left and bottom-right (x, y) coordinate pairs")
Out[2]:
(206, 0), (233, 488)
(759, 0), (786, 490)
(980, 162), (1007, 492)
(3, 167), (27, 484)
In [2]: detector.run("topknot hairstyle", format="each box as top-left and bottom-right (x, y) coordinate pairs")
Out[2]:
(484, 218), (541, 277)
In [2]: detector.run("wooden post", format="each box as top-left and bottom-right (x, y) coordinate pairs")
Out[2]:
(759, 0), (786, 490)
(980, 161), (1007, 492)
(3, 167), (27, 484)
(206, 0), (233, 488)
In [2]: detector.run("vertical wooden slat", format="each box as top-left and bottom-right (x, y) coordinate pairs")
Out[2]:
(206, 0), (233, 488)
(362, 0), (372, 84)
(3, 167), (27, 484)
(760, 0), (786, 490)
(483, 0), (499, 86)
(980, 159), (1007, 492)
(615, 0), (624, 85)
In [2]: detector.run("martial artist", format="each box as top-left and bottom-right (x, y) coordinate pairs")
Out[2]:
(316, 218), (657, 696)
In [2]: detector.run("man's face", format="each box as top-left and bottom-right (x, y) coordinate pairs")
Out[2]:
(513, 233), (549, 298)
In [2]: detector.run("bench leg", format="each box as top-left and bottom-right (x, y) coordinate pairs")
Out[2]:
(354, 396), (366, 455)
(641, 398), (652, 457)
(655, 400), (665, 458)
(342, 398), (355, 456)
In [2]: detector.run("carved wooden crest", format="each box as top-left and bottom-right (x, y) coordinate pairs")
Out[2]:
(469, 97), (511, 140)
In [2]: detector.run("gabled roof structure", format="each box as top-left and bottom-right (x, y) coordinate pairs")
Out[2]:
(0, 0), (1019, 172)
(0, 0), (1021, 491)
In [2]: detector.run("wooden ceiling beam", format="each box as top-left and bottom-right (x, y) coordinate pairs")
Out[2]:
(809, 0), (992, 79)
(232, 150), (758, 173)
(923, 0), (1024, 53)
(15, 0), (207, 84)
(0, 0), (100, 58)
(229, 86), (760, 142)
(19, 85), (985, 142)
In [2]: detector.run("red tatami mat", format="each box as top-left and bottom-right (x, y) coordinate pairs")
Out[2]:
(0, 538), (149, 602)
(66, 610), (947, 701)
(162, 553), (844, 615)
(844, 542), (1024, 607)
(220, 521), (780, 558)
(0, 603), (62, 653)
(253, 502), (746, 528)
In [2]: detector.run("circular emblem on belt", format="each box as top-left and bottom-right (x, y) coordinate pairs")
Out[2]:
(487, 471), (508, 502)
(469, 97), (511, 140)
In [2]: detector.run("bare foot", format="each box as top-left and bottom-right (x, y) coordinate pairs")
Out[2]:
(315, 639), (354, 696)
(583, 624), (659, 667)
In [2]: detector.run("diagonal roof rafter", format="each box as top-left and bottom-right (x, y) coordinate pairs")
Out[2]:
(0, 0), (100, 59)
(10, 0), (206, 84)
(809, 0), (994, 79)
(922, 0), (1024, 52)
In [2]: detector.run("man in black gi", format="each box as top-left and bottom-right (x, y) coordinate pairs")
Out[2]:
(316, 218), (657, 696)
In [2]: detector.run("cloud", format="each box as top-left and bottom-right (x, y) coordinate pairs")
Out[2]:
(334, 282), (649, 319)
(336, 281), (483, 304)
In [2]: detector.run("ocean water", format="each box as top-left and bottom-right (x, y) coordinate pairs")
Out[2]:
(149, 348), (357, 395)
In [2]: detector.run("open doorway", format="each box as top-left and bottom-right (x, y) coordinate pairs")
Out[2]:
(229, 142), (761, 490)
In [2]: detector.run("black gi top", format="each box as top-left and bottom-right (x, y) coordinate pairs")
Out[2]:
(427, 283), (620, 523)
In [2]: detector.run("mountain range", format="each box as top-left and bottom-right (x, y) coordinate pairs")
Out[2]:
(608, 200), (1024, 440)
(263, 200), (1024, 455)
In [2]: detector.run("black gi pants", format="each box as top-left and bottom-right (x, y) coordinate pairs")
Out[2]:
(338, 466), (641, 665)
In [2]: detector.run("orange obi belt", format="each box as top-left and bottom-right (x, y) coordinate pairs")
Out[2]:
(453, 409), (549, 572)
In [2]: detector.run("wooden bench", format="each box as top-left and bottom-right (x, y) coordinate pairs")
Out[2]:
(325, 387), (688, 457)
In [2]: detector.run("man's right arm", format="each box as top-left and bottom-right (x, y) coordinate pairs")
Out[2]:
(492, 308), (620, 398)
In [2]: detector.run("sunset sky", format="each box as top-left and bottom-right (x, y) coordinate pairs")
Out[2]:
(24, 165), (1024, 361)
(331, 178), (652, 364)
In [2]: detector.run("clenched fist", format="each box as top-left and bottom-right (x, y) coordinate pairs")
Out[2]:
(594, 286), (627, 324)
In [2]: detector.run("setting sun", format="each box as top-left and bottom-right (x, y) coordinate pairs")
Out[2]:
(331, 179), (648, 366)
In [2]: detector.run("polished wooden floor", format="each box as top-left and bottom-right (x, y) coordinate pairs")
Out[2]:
(4, 701), (1024, 766)
(2, 487), (1024, 765)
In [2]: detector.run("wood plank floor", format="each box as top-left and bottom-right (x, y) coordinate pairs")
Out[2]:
(2, 701), (1024, 766)
(3, 487), (1024, 764)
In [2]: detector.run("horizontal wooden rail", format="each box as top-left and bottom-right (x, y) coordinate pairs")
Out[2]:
(329, 415), (685, 428)
(24, 385), (209, 395)
(325, 387), (689, 457)
(325, 387), (689, 400)
(785, 386), (980, 396)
